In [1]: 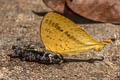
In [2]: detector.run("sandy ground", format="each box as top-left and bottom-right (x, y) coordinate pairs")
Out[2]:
(0, 0), (120, 80)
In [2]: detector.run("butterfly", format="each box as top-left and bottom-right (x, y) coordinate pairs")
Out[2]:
(40, 12), (114, 56)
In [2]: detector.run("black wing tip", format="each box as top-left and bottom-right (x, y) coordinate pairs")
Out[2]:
(111, 38), (116, 42)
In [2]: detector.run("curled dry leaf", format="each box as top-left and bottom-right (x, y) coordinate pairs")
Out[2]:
(43, 0), (120, 23)
(66, 0), (120, 23)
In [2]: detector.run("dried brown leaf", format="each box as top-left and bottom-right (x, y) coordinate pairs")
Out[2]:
(67, 0), (120, 23)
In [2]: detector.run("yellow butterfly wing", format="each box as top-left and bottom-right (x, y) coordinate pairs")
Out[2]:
(40, 12), (113, 55)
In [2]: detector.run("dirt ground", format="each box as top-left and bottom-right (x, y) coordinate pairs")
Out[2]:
(0, 0), (120, 80)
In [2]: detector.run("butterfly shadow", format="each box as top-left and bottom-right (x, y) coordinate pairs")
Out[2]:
(9, 45), (104, 64)
(9, 54), (104, 64)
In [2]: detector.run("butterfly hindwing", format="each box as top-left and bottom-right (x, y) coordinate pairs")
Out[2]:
(40, 12), (113, 55)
